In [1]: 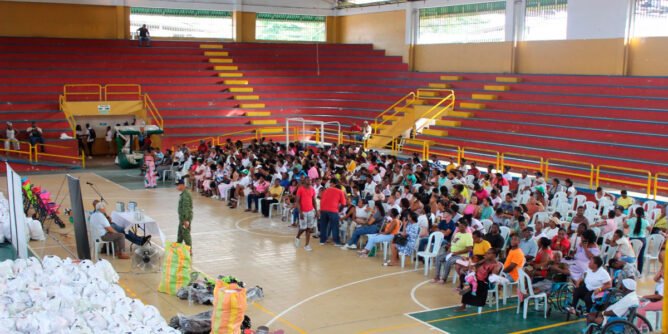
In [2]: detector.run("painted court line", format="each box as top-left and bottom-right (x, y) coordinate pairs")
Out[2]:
(508, 319), (586, 334)
(266, 270), (418, 326)
(410, 279), (432, 310)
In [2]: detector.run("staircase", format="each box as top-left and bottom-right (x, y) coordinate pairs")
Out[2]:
(366, 88), (456, 150)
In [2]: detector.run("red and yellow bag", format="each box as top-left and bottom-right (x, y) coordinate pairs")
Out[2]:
(158, 242), (192, 295)
(211, 280), (247, 334)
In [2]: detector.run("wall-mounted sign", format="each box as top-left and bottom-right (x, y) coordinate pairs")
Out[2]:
(97, 104), (111, 114)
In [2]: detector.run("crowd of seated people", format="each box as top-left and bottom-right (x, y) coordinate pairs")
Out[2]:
(169, 137), (666, 318)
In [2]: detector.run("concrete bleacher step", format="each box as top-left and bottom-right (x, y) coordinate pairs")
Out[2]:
(239, 103), (265, 109)
(419, 91), (439, 97)
(484, 85), (510, 91)
(404, 138), (433, 145)
(372, 123), (390, 130)
(250, 119), (277, 125)
(440, 75), (462, 81)
(214, 65), (238, 71)
(209, 58), (233, 64)
(204, 51), (229, 57)
(448, 111), (474, 118)
(382, 115), (400, 121)
(421, 128), (448, 136)
(472, 93), (498, 100)
(224, 80), (249, 85)
(412, 100), (427, 105)
(435, 119), (461, 127)
(496, 77), (521, 83)
(234, 95), (260, 100)
(246, 111), (271, 117)
(428, 83), (450, 89)
(218, 72), (243, 78)
(200, 44), (224, 49)
(460, 102), (485, 110)
(259, 127), (283, 134)
(230, 87), (253, 93)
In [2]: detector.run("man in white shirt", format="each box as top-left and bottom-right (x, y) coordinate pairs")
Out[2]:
(519, 227), (538, 261)
(502, 166), (513, 184)
(89, 202), (131, 259)
(516, 170), (533, 194)
(587, 278), (639, 326)
(606, 229), (636, 264)
(362, 121), (372, 140)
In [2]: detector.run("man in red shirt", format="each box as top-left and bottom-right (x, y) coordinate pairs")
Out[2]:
(319, 178), (347, 246)
(295, 177), (318, 251)
(349, 122), (362, 142)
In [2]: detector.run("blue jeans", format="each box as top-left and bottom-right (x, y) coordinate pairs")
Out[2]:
(30, 136), (45, 151)
(319, 211), (341, 244)
(111, 223), (144, 245)
(346, 224), (380, 246)
(138, 36), (151, 46)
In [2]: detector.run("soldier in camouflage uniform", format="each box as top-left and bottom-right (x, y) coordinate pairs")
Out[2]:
(176, 178), (193, 252)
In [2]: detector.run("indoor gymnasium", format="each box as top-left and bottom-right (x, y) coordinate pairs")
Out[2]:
(0, 0), (667, 333)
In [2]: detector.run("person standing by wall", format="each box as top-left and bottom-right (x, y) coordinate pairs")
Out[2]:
(176, 178), (193, 254)
(85, 123), (95, 159)
(105, 126), (114, 157)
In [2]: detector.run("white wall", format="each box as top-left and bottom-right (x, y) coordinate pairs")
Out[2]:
(566, 0), (631, 40)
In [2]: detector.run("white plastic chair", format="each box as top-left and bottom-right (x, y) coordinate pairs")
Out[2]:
(584, 208), (600, 224)
(400, 236), (422, 268)
(590, 227), (601, 240)
(482, 219), (493, 234)
(643, 201), (658, 214)
(516, 269), (548, 319)
(598, 197), (613, 210)
(517, 190), (531, 206)
(649, 208), (662, 223)
(573, 195), (587, 210)
(501, 271), (519, 305)
(645, 234), (665, 274)
(86, 212), (115, 262)
(499, 226), (511, 250)
(479, 281), (500, 313)
(267, 193), (284, 219)
(530, 212), (549, 226)
(583, 201), (597, 211)
(415, 232), (444, 276)
(628, 204), (641, 215)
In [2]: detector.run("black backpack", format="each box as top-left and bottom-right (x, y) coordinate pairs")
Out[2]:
(89, 128), (96, 140)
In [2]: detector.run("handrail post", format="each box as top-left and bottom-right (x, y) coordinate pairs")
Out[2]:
(655, 174), (659, 199)
(595, 166), (600, 188)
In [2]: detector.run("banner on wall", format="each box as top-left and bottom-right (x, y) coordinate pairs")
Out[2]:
(5, 163), (28, 259)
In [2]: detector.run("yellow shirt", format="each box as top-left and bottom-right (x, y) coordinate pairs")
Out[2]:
(473, 239), (491, 256)
(617, 197), (634, 209)
(446, 163), (457, 173)
(654, 216), (667, 229)
(347, 161), (357, 173)
(269, 185), (284, 198)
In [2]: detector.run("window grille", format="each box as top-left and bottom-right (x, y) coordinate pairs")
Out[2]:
(632, 0), (668, 37)
(524, 0), (568, 41)
(255, 13), (326, 42)
(417, 2), (507, 44)
(130, 7), (233, 39)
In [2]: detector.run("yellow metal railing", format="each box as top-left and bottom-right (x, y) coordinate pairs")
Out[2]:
(373, 92), (416, 135)
(33, 143), (85, 168)
(545, 158), (595, 189)
(400, 138), (431, 161)
(414, 89), (456, 133)
(60, 83), (164, 131)
(430, 144), (461, 165)
(596, 165), (652, 198)
(654, 173), (668, 199)
(461, 147), (500, 171)
(0, 139), (32, 162)
(501, 152), (544, 175)
(143, 94), (164, 129)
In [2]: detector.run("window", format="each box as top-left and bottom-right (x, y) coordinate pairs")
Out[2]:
(524, 0), (568, 41)
(130, 7), (233, 39)
(255, 13), (326, 42)
(417, 2), (507, 44)
(632, 0), (668, 37)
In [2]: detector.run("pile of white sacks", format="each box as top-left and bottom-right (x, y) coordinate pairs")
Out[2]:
(0, 256), (179, 333)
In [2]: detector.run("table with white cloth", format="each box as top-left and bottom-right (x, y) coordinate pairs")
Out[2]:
(111, 211), (165, 247)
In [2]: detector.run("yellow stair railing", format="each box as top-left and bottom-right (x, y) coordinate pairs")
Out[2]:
(372, 92), (416, 135)
(414, 89), (456, 134)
